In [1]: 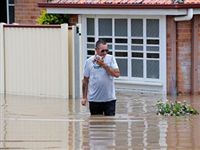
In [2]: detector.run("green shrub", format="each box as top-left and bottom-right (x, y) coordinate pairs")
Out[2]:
(156, 100), (199, 116)
(37, 10), (69, 25)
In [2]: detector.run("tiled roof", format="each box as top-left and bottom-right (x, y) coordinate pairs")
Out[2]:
(39, 0), (200, 9)
(48, 0), (200, 5)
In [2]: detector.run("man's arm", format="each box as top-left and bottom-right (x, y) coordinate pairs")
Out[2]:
(102, 64), (120, 78)
(96, 59), (120, 78)
(81, 76), (89, 106)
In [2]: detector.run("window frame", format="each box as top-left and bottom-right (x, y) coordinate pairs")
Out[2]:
(82, 15), (166, 85)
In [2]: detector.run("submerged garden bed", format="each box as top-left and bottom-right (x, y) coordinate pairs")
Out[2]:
(156, 100), (199, 116)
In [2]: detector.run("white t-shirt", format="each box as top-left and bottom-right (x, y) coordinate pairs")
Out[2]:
(83, 54), (119, 102)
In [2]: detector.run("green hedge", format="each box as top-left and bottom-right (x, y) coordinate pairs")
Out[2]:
(37, 10), (69, 25)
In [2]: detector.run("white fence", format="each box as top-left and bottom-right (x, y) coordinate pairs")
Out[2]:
(0, 23), (81, 99)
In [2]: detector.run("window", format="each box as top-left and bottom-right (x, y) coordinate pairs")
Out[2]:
(7, 0), (15, 23)
(86, 17), (161, 81)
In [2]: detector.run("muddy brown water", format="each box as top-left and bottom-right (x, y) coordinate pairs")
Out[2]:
(0, 91), (200, 149)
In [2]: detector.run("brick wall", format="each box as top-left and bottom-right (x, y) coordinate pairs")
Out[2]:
(15, 0), (46, 24)
(198, 16), (200, 93)
(69, 15), (78, 25)
(176, 21), (192, 94)
(167, 16), (196, 95)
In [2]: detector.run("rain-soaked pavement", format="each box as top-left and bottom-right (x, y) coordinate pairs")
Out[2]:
(0, 91), (200, 150)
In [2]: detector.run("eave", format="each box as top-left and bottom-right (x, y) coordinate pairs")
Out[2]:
(38, 3), (200, 9)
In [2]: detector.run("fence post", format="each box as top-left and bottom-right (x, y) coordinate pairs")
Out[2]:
(0, 23), (5, 95)
(68, 25), (81, 99)
(68, 26), (75, 98)
(74, 24), (81, 99)
(61, 24), (69, 99)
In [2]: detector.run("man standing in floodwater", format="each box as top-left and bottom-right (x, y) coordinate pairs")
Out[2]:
(81, 39), (120, 116)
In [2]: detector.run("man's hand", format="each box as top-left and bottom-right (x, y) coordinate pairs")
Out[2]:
(96, 59), (105, 67)
(81, 98), (88, 106)
(96, 59), (120, 78)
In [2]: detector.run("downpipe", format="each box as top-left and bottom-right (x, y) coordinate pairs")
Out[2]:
(174, 8), (193, 21)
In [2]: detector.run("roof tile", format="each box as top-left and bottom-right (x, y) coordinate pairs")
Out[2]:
(47, 0), (200, 4)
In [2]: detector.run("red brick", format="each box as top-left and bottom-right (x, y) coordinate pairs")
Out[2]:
(15, 0), (46, 24)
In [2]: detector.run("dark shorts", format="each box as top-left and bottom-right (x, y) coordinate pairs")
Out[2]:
(89, 100), (116, 116)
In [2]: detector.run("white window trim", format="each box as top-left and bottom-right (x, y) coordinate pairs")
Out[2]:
(81, 15), (166, 94)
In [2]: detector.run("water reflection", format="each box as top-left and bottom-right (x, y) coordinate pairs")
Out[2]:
(0, 92), (200, 149)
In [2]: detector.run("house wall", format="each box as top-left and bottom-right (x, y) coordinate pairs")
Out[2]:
(14, 2), (200, 95)
(15, 0), (46, 24)
(167, 15), (200, 95)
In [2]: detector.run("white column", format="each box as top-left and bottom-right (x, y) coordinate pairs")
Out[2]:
(160, 16), (167, 101)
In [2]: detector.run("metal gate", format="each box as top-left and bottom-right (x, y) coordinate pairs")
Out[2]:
(0, 23), (82, 99)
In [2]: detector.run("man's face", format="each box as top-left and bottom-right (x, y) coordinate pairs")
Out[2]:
(96, 43), (109, 58)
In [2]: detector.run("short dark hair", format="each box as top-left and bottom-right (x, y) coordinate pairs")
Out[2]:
(95, 39), (107, 49)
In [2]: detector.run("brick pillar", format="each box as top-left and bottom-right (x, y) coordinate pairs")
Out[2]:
(167, 16), (177, 96)
(176, 21), (192, 94)
(194, 15), (200, 94)
(198, 16), (200, 93)
(191, 15), (200, 94)
(69, 15), (78, 26)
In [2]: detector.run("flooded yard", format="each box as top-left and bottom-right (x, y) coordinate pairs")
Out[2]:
(0, 91), (200, 149)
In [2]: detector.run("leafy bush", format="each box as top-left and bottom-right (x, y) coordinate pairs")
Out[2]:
(156, 100), (199, 116)
(37, 10), (69, 25)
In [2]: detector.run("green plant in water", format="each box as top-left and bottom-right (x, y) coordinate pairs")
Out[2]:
(156, 100), (199, 116)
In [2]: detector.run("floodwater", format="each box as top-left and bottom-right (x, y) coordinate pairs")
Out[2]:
(0, 91), (200, 150)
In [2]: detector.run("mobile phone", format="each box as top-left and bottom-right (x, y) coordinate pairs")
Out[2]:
(95, 55), (102, 61)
